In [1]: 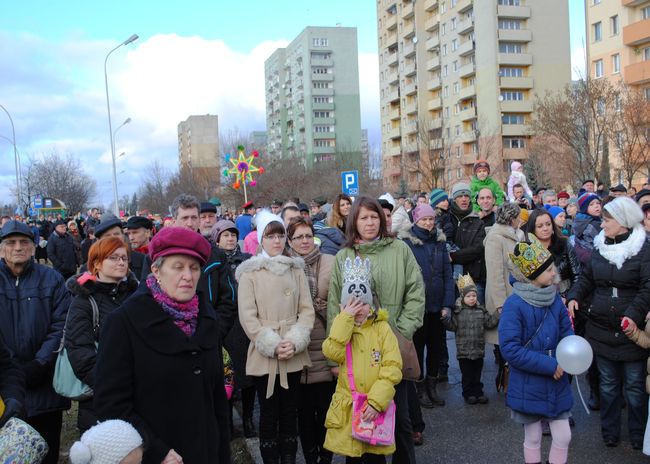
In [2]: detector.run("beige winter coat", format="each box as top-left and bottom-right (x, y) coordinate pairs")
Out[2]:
(236, 255), (315, 398)
(628, 322), (650, 394)
(483, 223), (524, 345)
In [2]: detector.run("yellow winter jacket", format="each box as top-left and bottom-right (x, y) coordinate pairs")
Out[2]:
(322, 310), (402, 457)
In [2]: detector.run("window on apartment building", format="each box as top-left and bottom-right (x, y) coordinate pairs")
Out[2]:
(451, 0), (457, 7)
(314, 111), (333, 118)
(313, 82), (331, 89)
(645, 88), (650, 101)
(314, 139), (335, 148)
(441, 2), (446, 14)
(452, 61), (458, 72)
(593, 22), (602, 42)
(452, 39), (459, 51)
(642, 6), (650, 19)
(644, 47), (650, 61)
(313, 96), (332, 103)
(502, 114), (525, 125)
(498, 0), (520, 5)
(594, 59), (604, 78)
(453, 82), (460, 94)
(312, 38), (329, 47)
(442, 44), (448, 56)
(503, 137), (526, 149)
(454, 103), (460, 114)
(445, 107), (450, 118)
(451, 18), (457, 30)
(610, 15), (619, 36)
(612, 54), (620, 74)
(455, 125), (460, 136)
(456, 146), (461, 157)
(312, 67), (330, 74)
(314, 125), (334, 133)
(592, 0), (601, 5)
(501, 90), (524, 101)
(442, 23), (447, 35)
(444, 86), (449, 97)
(500, 67), (524, 77)
(446, 127), (451, 138)
(457, 168), (462, 179)
(499, 42), (522, 53)
(448, 169), (452, 181)
(442, 65), (448, 77)
(498, 19), (522, 30)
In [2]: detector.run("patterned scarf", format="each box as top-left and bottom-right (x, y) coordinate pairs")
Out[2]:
(146, 275), (199, 337)
(289, 247), (320, 300)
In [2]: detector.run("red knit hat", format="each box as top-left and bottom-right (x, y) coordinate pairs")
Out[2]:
(148, 227), (211, 265)
(557, 191), (570, 200)
(473, 159), (490, 174)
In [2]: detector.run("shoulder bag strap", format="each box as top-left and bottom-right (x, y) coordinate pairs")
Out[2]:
(524, 310), (549, 349)
(346, 342), (357, 394)
(87, 295), (100, 335)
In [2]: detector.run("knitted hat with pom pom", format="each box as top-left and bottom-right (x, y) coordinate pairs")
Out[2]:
(69, 420), (142, 464)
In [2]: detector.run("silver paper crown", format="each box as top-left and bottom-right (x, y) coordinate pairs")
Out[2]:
(342, 256), (372, 284)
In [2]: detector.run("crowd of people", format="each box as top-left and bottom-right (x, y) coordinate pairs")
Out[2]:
(0, 158), (649, 463)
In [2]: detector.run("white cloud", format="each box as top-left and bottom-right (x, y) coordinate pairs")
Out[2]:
(571, 45), (586, 80)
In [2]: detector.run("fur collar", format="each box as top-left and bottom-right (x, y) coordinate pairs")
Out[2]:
(235, 254), (305, 281)
(594, 224), (646, 269)
(397, 224), (446, 246)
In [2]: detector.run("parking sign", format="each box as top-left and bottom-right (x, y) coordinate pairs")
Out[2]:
(341, 170), (359, 196)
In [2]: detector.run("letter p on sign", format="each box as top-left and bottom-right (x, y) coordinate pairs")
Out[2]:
(341, 170), (359, 196)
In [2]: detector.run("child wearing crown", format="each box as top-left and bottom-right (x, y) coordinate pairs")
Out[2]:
(499, 236), (574, 464)
(322, 256), (402, 462)
(443, 274), (500, 404)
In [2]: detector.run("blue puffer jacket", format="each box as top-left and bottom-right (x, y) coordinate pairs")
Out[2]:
(316, 227), (345, 256)
(0, 259), (71, 416)
(399, 225), (454, 313)
(499, 292), (574, 418)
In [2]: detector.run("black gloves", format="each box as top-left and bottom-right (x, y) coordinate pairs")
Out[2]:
(0, 398), (24, 428)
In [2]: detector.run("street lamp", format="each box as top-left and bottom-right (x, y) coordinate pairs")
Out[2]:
(105, 34), (138, 216)
(0, 104), (21, 213)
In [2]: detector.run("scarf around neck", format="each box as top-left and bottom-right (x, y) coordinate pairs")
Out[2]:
(289, 247), (320, 300)
(594, 224), (646, 269)
(512, 281), (557, 308)
(146, 275), (199, 337)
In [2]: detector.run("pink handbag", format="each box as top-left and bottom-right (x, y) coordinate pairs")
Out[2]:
(346, 343), (396, 446)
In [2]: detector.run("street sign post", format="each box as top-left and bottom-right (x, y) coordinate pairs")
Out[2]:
(341, 170), (359, 196)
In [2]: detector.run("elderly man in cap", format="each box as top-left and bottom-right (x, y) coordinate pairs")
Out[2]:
(92, 216), (151, 281)
(46, 219), (78, 280)
(636, 188), (650, 207)
(125, 216), (153, 255)
(270, 199), (283, 216)
(609, 184), (627, 198)
(199, 201), (218, 239)
(236, 201), (255, 238)
(0, 220), (71, 464)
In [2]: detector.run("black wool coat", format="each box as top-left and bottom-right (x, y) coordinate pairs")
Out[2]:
(93, 283), (231, 464)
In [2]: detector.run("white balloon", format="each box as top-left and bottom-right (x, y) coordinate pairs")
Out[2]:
(556, 335), (593, 375)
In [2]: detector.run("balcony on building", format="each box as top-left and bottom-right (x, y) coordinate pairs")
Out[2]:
(426, 35), (440, 51)
(404, 120), (418, 135)
(497, 4), (531, 18)
(458, 107), (477, 121)
(312, 87), (334, 96)
(314, 131), (336, 139)
(314, 73), (334, 82)
(498, 53), (533, 66)
(311, 58), (334, 67)
(623, 18), (650, 47)
(427, 97), (443, 111)
(402, 2), (414, 19)
(386, 14), (398, 31)
(503, 147), (527, 160)
(313, 102), (335, 111)
(405, 101), (418, 114)
(427, 76), (442, 90)
(500, 76), (534, 89)
(314, 145), (336, 154)
(461, 131), (477, 143)
(388, 106), (401, 120)
(403, 42), (416, 58)
(387, 69), (399, 84)
(425, 15), (440, 33)
(502, 124), (531, 137)
(624, 60), (650, 85)
(313, 116), (336, 125)
(424, 0), (438, 12)
(430, 138), (443, 150)
(498, 29), (533, 42)
(459, 62), (476, 78)
(461, 153), (478, 165)
(404, 61), (417, 77)
(388, 126), (401, 140)
(622, 0), (648, 4)
(458, 84), (476, 100)
(500, 100), (533, 113)
(386, 50), (399, 67)
(458, 18), (474, 35)
(404, 81), (417, 96)
(427, 56), (441, 70)
(387, 144), (401, 157)
(386, 88), (400, 103)
(458, 40), (475, 57)
(429, 117), (443, 129)
(386, 31), (398, 48)
(457, 0), (473, 13)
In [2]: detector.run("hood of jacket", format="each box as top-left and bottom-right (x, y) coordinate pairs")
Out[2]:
(483, 222), (523, 246)
(397, 224), (446, 246)
(66, 271), (139, 297)
(235, 254), (305, 281)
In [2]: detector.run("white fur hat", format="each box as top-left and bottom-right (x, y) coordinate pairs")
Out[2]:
(604, 196), (644, 229)
(69, 420), (142, 464)
(255, 209), (285, 245)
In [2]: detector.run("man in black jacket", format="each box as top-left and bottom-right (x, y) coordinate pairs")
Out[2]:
(171, 194), (237, 338)
(0, 221), (71, 464)
(46, 220), (78, 279)
(0, 333), (24, 427)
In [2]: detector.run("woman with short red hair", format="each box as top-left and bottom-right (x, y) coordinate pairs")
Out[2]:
(64, 237), (138, 432)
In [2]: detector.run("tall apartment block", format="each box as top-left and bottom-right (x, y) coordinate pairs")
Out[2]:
(264, 27), (363, 169)
(585, 0), (650, 95)
(178, 115), (220, 175)
(377, 0), (571, 192)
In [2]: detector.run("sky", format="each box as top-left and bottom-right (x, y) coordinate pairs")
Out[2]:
(0, 0), (586, 209)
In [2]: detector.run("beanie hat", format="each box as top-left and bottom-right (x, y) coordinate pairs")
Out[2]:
(578, 192), (600, 215)
(557, 191), (570, 200)
(496, 203), (521, 226)
(519, 207), (530, 225)
(603, 196), (644, 229)
(510, 161), (523, 173)
(451, 182), (471, 200)
(547, 206), (565, 220)
(378, 193), (396, 210)
(211, 219), (238, 244)
(429, 189), (448, 208)
(69, 420), (142, 464)
(255, 209), (285, 245)
(473, 159), (490, 174)
(412, 204), (436, 224)
(53, 219), (67, 228)
(456, 274), (478, 297)
(509, 235), (554, 281)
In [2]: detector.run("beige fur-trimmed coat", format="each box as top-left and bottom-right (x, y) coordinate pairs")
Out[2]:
(236, 255), (315, 398)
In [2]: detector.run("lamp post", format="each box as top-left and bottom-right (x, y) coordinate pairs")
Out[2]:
(0, 104), (21, 213)
(105, 34), (138, 216)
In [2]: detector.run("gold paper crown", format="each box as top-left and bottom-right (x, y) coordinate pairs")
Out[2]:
(456, 274), (477, 294)
(509, 235), (553, 279)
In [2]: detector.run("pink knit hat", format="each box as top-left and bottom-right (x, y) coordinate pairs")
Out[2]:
(412, 204), (436, 224)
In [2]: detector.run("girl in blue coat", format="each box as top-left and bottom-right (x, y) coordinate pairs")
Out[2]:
(499, 235), (574, 464)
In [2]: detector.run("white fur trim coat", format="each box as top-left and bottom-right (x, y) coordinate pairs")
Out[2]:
(236, 255), (315, 398)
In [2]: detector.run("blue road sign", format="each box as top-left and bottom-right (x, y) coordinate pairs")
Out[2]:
(33, 196), (43, 208)
(341, 170), (359, 196)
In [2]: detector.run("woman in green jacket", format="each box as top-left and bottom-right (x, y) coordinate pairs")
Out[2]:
(327, 196), (425, 464)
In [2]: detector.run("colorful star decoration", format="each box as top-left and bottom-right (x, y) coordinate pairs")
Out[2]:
(222, 145), (265, 191)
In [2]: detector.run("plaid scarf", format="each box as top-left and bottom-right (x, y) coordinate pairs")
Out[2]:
(289, 247), (320, 301)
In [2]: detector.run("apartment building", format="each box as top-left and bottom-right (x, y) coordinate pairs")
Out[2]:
(177, 114), (220, 173)
(264, 26), (363, 169)
(377, 0), (571, 192)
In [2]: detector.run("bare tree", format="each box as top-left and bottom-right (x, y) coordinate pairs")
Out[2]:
(402, 118), (447, 192)
(137, 160), (171, 214)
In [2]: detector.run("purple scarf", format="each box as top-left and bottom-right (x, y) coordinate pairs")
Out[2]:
(146, 275), (199, 337)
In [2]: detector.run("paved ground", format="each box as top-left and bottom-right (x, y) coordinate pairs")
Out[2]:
(242, 332), (649, 463)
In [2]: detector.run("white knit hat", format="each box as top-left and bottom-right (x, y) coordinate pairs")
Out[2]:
(255, 208), (285, 245)
(604, 196), (644, 229)
(69, 420), (143, 464)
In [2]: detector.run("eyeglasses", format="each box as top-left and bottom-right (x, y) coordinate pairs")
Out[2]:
(106, 255), (128, 263)
(264, 233), (286, 241)
(290, 234), (314, 241)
